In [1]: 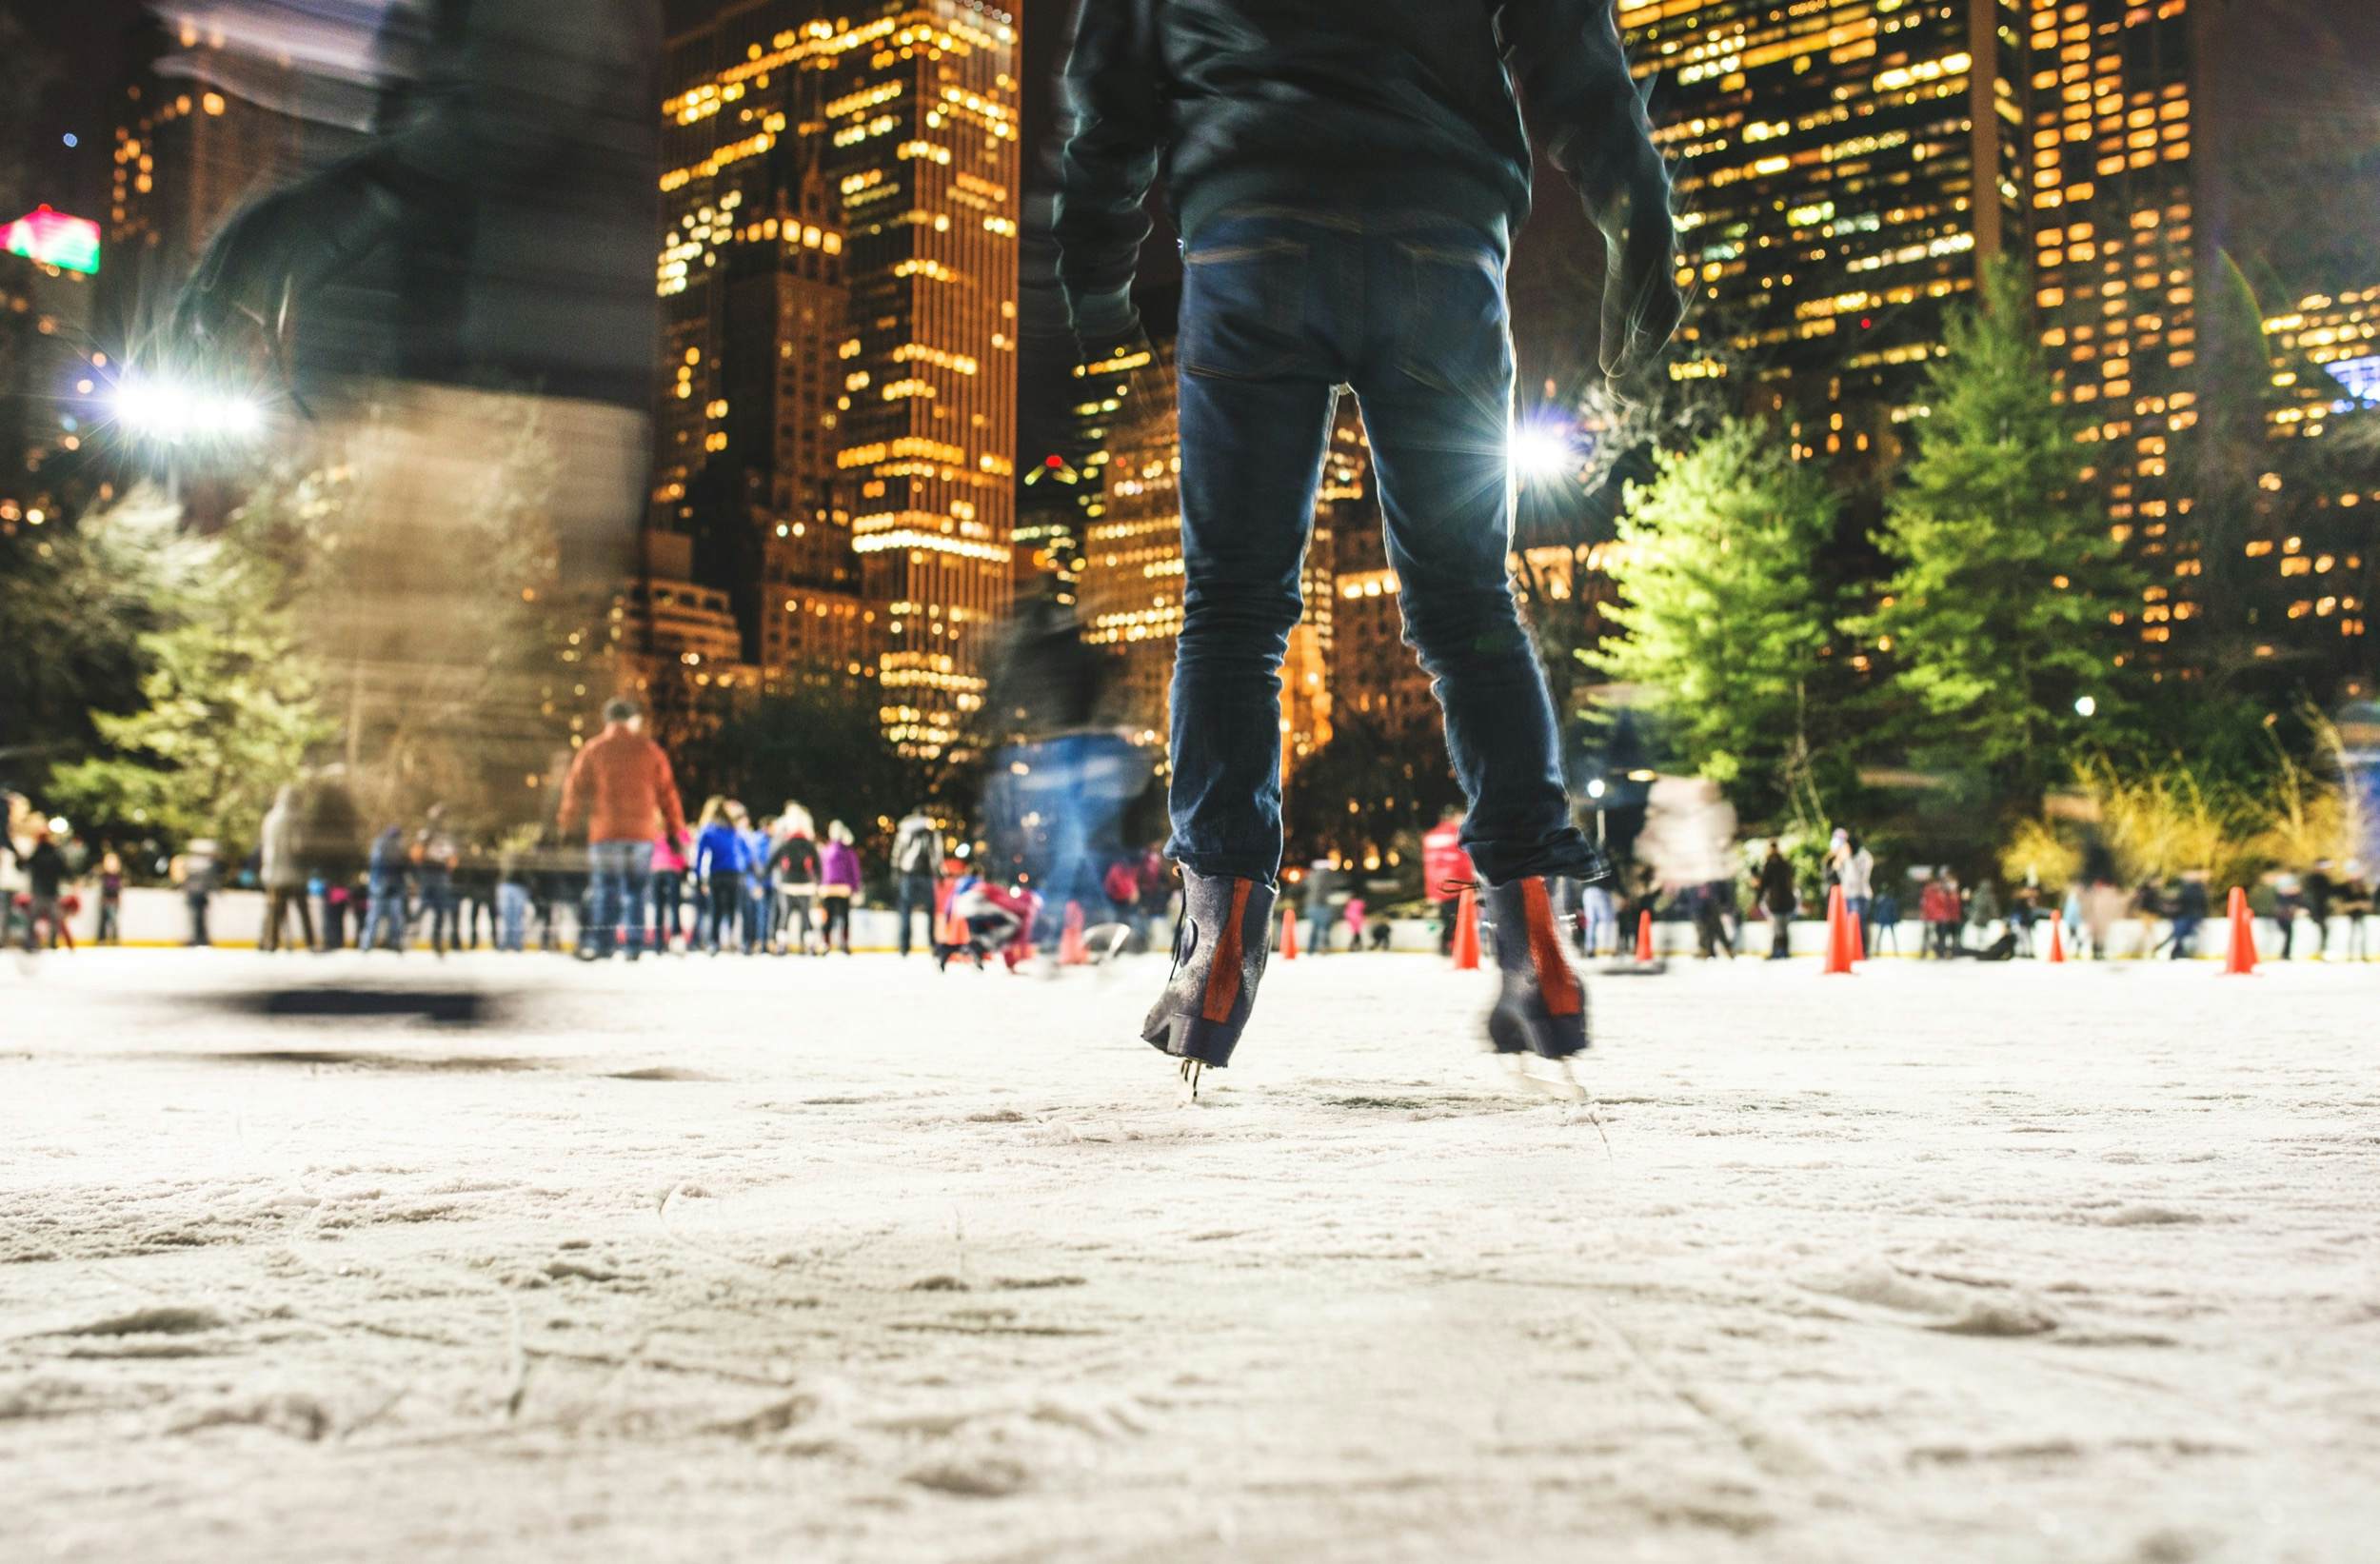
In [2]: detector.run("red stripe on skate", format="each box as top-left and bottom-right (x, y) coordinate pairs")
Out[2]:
(1523, 878), (1583, 1018)
(1201, 880), (1252, 1023)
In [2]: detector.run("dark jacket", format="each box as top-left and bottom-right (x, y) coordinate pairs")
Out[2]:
(27, 841), (67, 901)
(181, 0), (661, 409)
(368, 827), (410, 885)
(1055, 0), (1675, 362)
(1756, 853), (1795, 916)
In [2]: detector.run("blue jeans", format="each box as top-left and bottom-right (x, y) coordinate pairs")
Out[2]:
(364, 880), (407, 951)
(1168, 207), (1597, 888)
(586, 840), (653, 957)
(497, 882), (530, 952)
(896, 874), (938, 956)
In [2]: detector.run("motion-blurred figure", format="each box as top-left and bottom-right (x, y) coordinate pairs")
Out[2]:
(2159, 870), (2211, 960)
(938, 872), (1042, 974)
(166, 0), (662, 840)
(1637, 778), (1736, 960)
(984, 593), (1149, 954)
(1057, 0), (1676, 1081)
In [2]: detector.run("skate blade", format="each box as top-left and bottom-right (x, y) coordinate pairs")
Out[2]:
(1505, 1057), (1589, 1102)
(1176, 1057), (1208, 1106)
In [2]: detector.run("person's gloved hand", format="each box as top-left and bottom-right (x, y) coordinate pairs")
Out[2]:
(1594, 171), (1685, 399)
(170, 168), (398, 359)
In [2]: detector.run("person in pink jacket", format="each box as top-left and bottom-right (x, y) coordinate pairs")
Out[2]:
(818, 821), (864, 955)
(650, 825), (692, 953)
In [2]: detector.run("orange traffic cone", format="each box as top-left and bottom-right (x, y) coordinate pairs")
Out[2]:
(1822, 885), (1856, 976)
(1059, 901), (1090, 965)
(2223, 885), (2258, 975)
(2047, 917), (2067, 964)
(1634, 907), (1656, 964)
(1279, 903), (1299, 960)
(1451, 887), (1482, 970)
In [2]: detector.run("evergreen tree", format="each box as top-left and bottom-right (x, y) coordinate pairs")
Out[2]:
(1588, 416), (1842, 820)
(1854, 260), (2139, 807)
(47, 533), (334, 851)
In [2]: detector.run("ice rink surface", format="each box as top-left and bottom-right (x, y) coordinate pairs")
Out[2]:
(4, 948), (2376, 1563)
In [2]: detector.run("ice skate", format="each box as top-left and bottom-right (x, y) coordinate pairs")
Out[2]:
(1479, 876), (1591, 1060)
(1140, 869), (1275, 1069)
(1503, 1053), (1589, 1101)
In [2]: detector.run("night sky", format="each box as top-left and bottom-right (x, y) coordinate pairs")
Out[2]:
(9, 0), (2375, 450)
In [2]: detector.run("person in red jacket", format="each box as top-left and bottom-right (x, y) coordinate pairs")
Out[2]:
(1422, 808), (1476, 959)
(557, 698), (687, 960)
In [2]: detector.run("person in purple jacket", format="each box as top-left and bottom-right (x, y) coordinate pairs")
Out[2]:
(818, 821), (863, 956)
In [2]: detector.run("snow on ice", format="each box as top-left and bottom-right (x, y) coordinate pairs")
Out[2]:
(4, 949), (2378, 1562)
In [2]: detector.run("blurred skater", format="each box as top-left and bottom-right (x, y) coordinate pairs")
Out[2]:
(892, 807), (943, 958)
(259, 787), (316, 953)
(362, 825), (410, 952)
(692, 797), (748, 956)
(558, 699), (686, 961)
(170, 840), (223, 948)
(95, 844), (125, 945)
(772, 806), (821, 954)
(1755, 840), (1796, 960)
(819, 822), (863, 955)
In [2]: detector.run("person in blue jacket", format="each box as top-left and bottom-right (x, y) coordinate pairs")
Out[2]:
(692, 797), (750, 955)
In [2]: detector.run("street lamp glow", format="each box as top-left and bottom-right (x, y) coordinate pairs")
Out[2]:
(2074, 695), (2098, 718)
(1509, 420), (1576, 485)
(1586, 778), (1607, 800)
(109, 371), (268, 447)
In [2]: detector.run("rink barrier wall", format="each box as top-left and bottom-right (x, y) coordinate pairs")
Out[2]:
(38, 888), (2380, 961)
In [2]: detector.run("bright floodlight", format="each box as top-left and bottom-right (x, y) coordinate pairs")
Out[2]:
(1509, 421), (1576, 485)
(110, 371), (268, 447)
(1586, 778), (1608, 800)
(2074, 695), (2098, 718)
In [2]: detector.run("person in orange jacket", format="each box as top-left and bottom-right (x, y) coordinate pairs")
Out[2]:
(557, 698), (687, 960)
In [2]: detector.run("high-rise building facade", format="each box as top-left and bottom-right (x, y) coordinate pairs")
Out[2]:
(820, 2), (1021, 757)
(1, 241), (99, 538)
(1624, 0), (2028, 454)
(2021, 0), (2206, 627)
(648, 1), (1019, 753)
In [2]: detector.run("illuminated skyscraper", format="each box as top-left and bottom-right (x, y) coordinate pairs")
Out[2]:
(1623, 0), (2028, 453)
(819, 2), (1021, 758)
(2020, 0), (2207, 640)
(648, 1), (1020, 749)
(1, 241), (99, 537)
